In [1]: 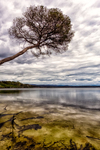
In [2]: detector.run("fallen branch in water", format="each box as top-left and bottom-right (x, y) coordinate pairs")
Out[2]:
(86, 136), (100, 140)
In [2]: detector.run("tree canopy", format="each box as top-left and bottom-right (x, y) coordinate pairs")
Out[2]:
(0, 5), (74, 65)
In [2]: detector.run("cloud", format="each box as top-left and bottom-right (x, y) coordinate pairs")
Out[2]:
(0, 0), (100, 85)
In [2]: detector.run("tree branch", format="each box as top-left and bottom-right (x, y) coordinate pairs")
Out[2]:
(0, 45), (38, 65)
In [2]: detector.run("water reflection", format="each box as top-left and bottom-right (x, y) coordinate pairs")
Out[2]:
(0, 88), (100, 109)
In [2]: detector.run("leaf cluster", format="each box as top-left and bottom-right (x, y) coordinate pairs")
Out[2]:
(9, 5), (74, 57)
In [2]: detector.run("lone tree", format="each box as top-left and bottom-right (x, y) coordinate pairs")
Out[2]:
(0, 5), (74, 65)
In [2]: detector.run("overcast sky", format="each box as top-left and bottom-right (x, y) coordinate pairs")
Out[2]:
(0, 0), (100, 85)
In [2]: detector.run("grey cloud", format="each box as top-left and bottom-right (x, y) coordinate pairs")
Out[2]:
(42, 0), (55, 6)
(1, 0), (100, 85)
(92, 1), (100, 8)
(0, 45), (11, 59)
(66, 72), (96, 77)
(85, 43), (94, 48)
(87, 20), (99, 26)
(0, 38), (7, 42)
(59, 1), (73, 8)
(0, 53), (8, 58)
(0, 3), (7, 19)
(13, 2), (22, 9)
(0, 3), (11, 23)
(76, 78), (92, 81)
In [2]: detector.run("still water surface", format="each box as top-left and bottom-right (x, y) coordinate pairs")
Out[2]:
(0, 88), (100, 109)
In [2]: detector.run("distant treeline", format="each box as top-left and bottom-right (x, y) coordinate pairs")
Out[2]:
(0, 81), (35, 88)
(0, 81), (100, 88)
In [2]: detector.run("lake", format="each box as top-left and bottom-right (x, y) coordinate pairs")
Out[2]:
(0, 88), (100, 149)
(0, 88), (100, 109)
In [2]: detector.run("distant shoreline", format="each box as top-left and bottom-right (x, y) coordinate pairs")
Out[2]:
(0, 81), (100, 88)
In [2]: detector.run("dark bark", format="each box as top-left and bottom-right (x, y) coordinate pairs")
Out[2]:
(0, 6), (74, 65)
(0, 45), (37, 65)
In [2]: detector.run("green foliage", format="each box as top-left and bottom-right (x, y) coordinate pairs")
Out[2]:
(0, 81), (34, 88)
(0, 5), (74, 65)
(9, 5), (74, 57)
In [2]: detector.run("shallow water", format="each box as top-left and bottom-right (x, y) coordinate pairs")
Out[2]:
(0, 88), (100, 109)
(0, 88), (100, 150)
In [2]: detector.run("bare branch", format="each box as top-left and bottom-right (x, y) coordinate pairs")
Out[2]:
(0, 5), (74, 65)
(0, 45), (38, 65)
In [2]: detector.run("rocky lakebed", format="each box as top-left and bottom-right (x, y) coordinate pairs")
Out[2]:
(0, 101), (100, 149)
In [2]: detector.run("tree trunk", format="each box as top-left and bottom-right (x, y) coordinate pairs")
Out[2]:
(0, 45), (37, 65)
